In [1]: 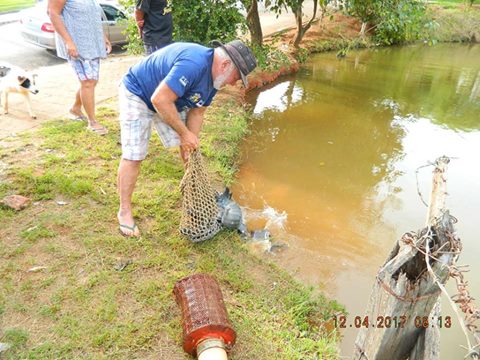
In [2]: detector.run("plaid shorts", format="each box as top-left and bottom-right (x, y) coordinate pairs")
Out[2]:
(119, 82), (187, 161)
(68, 57), (100, 81)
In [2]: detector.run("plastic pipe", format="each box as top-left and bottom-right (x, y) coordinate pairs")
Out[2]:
(197, 338), (228, 360)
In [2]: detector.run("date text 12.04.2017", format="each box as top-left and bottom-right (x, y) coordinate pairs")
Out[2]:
(332, 315), (452, 329)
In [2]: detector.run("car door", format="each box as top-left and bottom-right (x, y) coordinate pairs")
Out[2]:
(100, 4), (127, 45)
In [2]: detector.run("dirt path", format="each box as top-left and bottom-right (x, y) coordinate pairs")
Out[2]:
(0, 55), (139, 139)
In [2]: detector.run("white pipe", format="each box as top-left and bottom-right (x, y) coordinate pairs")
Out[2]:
(198, 347), (228, 360)
(197, 338), (228, 360)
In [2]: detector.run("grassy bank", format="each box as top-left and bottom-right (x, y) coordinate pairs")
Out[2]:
(268, 7), (480, 66)
(0, 98), (342, 359)
(300, 7), (480, 57)
(428, 6), (480, 42)
(0, 0), (35, 13)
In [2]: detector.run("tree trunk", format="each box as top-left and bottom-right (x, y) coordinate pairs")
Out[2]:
(359, 22), (367, 37)
(293, 0), (318, 48)
(243, 0), (263, 46)
(293, 6), (304, 48)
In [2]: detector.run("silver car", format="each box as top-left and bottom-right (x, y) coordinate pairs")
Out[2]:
(19, 1), (128, 52)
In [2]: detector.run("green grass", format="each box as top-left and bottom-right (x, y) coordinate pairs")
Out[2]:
(0, 0), (35, 13)
(1, 329), (29, 352)
(0, 102), (343, 359)
(430, 0), (478, 6)
(426, 6), (480, 42)
(428, 0), (472, 10)
(430, 0), (467, 4)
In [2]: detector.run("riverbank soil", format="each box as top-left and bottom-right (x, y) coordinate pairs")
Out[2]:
(271, 12), (364, 50)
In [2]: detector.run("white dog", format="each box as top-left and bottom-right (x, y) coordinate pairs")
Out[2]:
(0, 63), (39, 119)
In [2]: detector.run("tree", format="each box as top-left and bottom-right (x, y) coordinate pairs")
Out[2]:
(345, 0), (375, 36)
(270, 0), (326, 48)
(345, 0), (430, 45)
(172, 0), (245, 44)
(241, 0), (264, 46)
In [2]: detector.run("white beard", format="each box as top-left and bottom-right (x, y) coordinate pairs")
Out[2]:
(213, 64), (235, 90)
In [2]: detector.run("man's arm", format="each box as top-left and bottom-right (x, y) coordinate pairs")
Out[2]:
(186, 107), (206, 136)
(135, 0), (149, 38)
(134, 8), (145, 38)
(179, 106), (206, 162)
(47, 0), (78, 58)
(151, 82), (199, 154)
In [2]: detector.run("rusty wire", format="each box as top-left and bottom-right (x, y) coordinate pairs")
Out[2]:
(399, 157), (480, 357)
(450, 265), (480, 358)
(415, 162), (435, 207)
(405, 218), (480, 359)
(414, 157), (459, 208)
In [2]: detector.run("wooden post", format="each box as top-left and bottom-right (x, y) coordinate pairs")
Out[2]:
(353, 157), (457, 360)
(426, 156), (449, 226)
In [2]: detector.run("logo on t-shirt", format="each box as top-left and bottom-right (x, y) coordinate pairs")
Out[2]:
(163, 0), (173, 15)
(189, 93), (201, 104)
(179, 76), (188, 87)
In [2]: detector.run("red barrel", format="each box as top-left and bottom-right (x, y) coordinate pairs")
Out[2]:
(173, 274), (237, 356)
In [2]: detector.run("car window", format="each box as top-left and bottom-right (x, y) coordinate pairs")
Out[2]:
(100, 5), (125, 21)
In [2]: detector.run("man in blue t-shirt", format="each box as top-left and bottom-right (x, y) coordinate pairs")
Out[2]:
(117, 40), (257, 237)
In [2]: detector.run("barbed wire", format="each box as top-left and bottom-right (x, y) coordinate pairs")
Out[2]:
(414, 157), (459, 208)
(415, 162), (435, 207)
(406, 218), (480, 359)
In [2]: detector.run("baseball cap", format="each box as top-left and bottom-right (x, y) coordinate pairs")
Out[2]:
(211, 40), (257, 87)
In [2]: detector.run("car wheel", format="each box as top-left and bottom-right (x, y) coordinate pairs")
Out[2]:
(46, 48), (58, 57)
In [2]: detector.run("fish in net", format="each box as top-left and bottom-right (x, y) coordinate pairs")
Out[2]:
(179, 150), (222, 242)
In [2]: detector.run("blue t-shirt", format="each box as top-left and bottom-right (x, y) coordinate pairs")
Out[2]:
(123, 42), (217, 112)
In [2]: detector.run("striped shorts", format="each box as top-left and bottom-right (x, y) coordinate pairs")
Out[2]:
(68, 57), (100, 81)
(118, 82), (187, 161)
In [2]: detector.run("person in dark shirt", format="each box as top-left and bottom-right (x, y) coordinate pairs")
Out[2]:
(135, 0), (173, 55)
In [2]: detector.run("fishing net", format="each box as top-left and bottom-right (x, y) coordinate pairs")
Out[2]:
(179, 150), (222, 242)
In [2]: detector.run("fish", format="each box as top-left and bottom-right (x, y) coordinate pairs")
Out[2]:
(216, 188), (276, 244)
(216, 188), (247, 236)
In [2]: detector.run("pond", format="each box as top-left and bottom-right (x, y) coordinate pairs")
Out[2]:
(231, 43), (480, 359)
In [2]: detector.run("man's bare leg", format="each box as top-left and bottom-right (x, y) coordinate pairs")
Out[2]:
(117, 158), (142, 236)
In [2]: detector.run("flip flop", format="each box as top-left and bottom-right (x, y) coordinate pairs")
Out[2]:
(68, 110), (87, 121)
(87, 125), (108, 136)
(119, 223), (140, 238)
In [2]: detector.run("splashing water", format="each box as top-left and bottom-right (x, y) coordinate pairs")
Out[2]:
(242, 204), (288, 234)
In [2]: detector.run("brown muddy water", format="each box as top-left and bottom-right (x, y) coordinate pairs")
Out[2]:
(232, 44), (480, 359)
